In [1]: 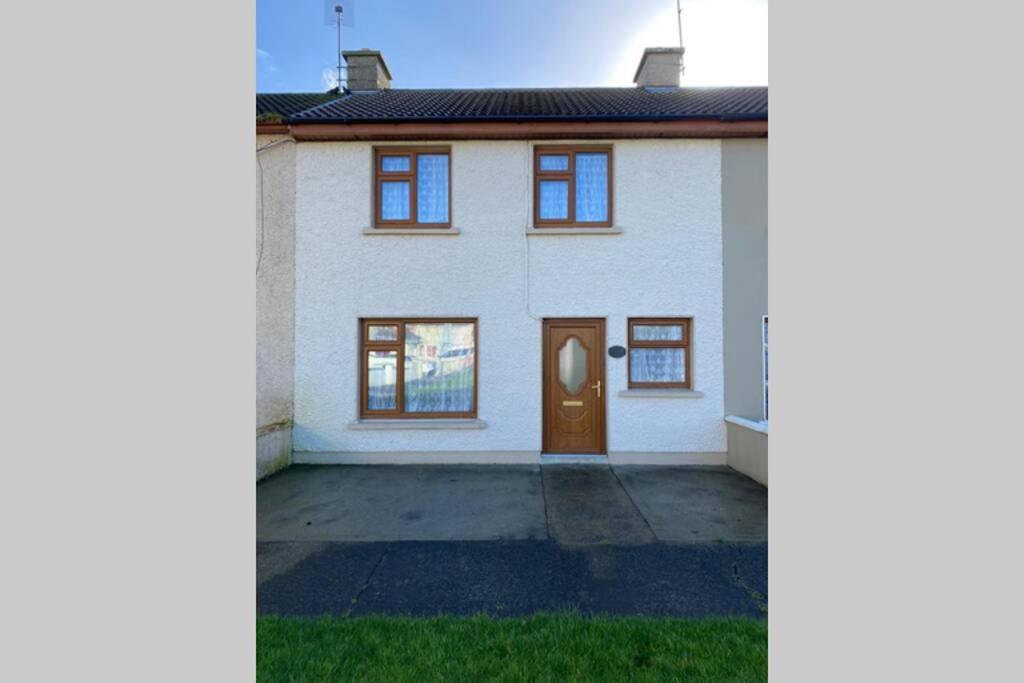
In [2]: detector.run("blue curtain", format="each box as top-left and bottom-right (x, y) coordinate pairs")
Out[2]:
(381, 155), (410, 172)
(381, 181), (410, 220)
(575, 153), (608, 222)
(539, 180), (569, 220)
(417, 154), (449, 223)
(539, 154), (569, 171)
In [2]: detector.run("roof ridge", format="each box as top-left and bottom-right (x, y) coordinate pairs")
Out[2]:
(284, 93), (352, 118)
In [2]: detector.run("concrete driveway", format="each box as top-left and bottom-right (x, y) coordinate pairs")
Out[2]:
(257, 464), (767, 617)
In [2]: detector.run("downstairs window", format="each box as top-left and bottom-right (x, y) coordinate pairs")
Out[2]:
(361, 318), (477, 418)
(627, 318), (692, 388)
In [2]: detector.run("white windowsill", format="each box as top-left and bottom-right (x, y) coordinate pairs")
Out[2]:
(347, 418), (487, 430)
(618, 389), (704, 399)
(724, 415), (769, 434)
(526, 227), (623, 236)
(362, 227), (461, 235)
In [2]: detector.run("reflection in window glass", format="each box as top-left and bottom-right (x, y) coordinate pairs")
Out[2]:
(558, 337), (588, 394)
(404, 323), (475, 413)
(368, 325), (398, 341)
(367, 351), (398, 410)
(630, 348), (685, 383)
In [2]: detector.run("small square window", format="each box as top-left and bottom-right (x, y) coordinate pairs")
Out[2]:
(380, 155), (411, 172)
(632, 323), (685, 341)
(628, 318), (692, 388)
(367, 324), (399, 341)
(539, 154), (569, 171)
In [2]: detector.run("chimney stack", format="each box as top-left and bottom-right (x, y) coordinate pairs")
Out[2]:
(633, 47), (683, 88)
(343, 49), (392, 91)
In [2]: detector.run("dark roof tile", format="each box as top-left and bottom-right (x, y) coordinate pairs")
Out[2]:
(285, 87), (767, 123)
(256, 92), (341, 118)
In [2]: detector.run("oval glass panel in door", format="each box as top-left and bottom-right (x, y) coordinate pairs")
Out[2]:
(558, 336), (588, 395)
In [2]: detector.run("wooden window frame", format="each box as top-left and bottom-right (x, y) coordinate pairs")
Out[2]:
(360, 317), (478, 419)
(373, 146), (452, 228)
(627, 317), (692, 389)
(533, 145), (613, 228)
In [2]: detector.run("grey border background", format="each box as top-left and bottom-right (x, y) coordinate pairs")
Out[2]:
(770, 1), (1023, 679)
(1, 1), (254, 680)
(2, 1), (1023, 680)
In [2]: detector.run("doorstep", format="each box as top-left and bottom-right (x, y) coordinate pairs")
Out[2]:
(540, 453), (609, 465)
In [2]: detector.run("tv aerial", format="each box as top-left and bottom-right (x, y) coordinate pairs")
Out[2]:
(323, 1), (356, 91)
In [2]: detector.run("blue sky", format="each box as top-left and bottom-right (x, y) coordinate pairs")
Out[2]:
(257, 0), (767, 92)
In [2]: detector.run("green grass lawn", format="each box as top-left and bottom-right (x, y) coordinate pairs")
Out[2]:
(257, 614), (767, 682)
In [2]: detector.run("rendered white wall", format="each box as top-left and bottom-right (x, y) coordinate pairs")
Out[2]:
(294, 139), (724, 456)
(256, 134), (295, 478)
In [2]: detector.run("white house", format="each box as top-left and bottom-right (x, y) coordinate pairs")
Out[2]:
(256, 47), (767, 482)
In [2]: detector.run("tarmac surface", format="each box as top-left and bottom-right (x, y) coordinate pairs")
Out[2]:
(257, 464), (767, 617)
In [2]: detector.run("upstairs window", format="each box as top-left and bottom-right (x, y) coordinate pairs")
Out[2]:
(534, 146), (613, 227)
(628, 318), (692, 388)
(374, 147), (451, 228)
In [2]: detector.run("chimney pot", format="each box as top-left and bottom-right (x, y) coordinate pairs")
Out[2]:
(633, 47), (683, 88)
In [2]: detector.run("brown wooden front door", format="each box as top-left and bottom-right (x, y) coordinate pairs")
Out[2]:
(542, 319), (606, 454)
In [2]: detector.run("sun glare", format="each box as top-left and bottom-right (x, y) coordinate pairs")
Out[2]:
(608, 0), (768, 86)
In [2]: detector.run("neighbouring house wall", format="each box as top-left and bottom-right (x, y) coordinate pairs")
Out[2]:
(722, 139), (767, 421)
(256, 134), (296, 479)
(293, 139), (725, 459)
(725, 419), (767, 486)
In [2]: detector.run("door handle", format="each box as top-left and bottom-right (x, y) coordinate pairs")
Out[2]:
(592, 380), (601, 398)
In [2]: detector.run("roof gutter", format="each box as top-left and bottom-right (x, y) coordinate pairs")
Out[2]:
(256, 123), (290, 135)
(284, 118), (767, 142)
(285, 112), (768, 125)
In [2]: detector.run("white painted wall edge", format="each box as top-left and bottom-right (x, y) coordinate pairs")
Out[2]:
(293, 451), (726, 466)
(618, 389), (704, 398)
(608, 451), (726, 466)
(294, 451), (539, 465)
(724, 415), (769, 434)
(347, 418), (488, 430)
(526, 227), (623, 235)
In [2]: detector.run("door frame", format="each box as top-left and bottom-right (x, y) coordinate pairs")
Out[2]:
(541, 317), (607, 454)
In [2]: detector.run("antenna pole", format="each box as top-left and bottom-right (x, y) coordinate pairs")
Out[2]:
(676, 0), (685, 77)
(335, 6), (343, 91)
(676, 0), (683, 50)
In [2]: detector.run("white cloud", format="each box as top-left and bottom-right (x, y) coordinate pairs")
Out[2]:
(322, 67), (340, 91)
